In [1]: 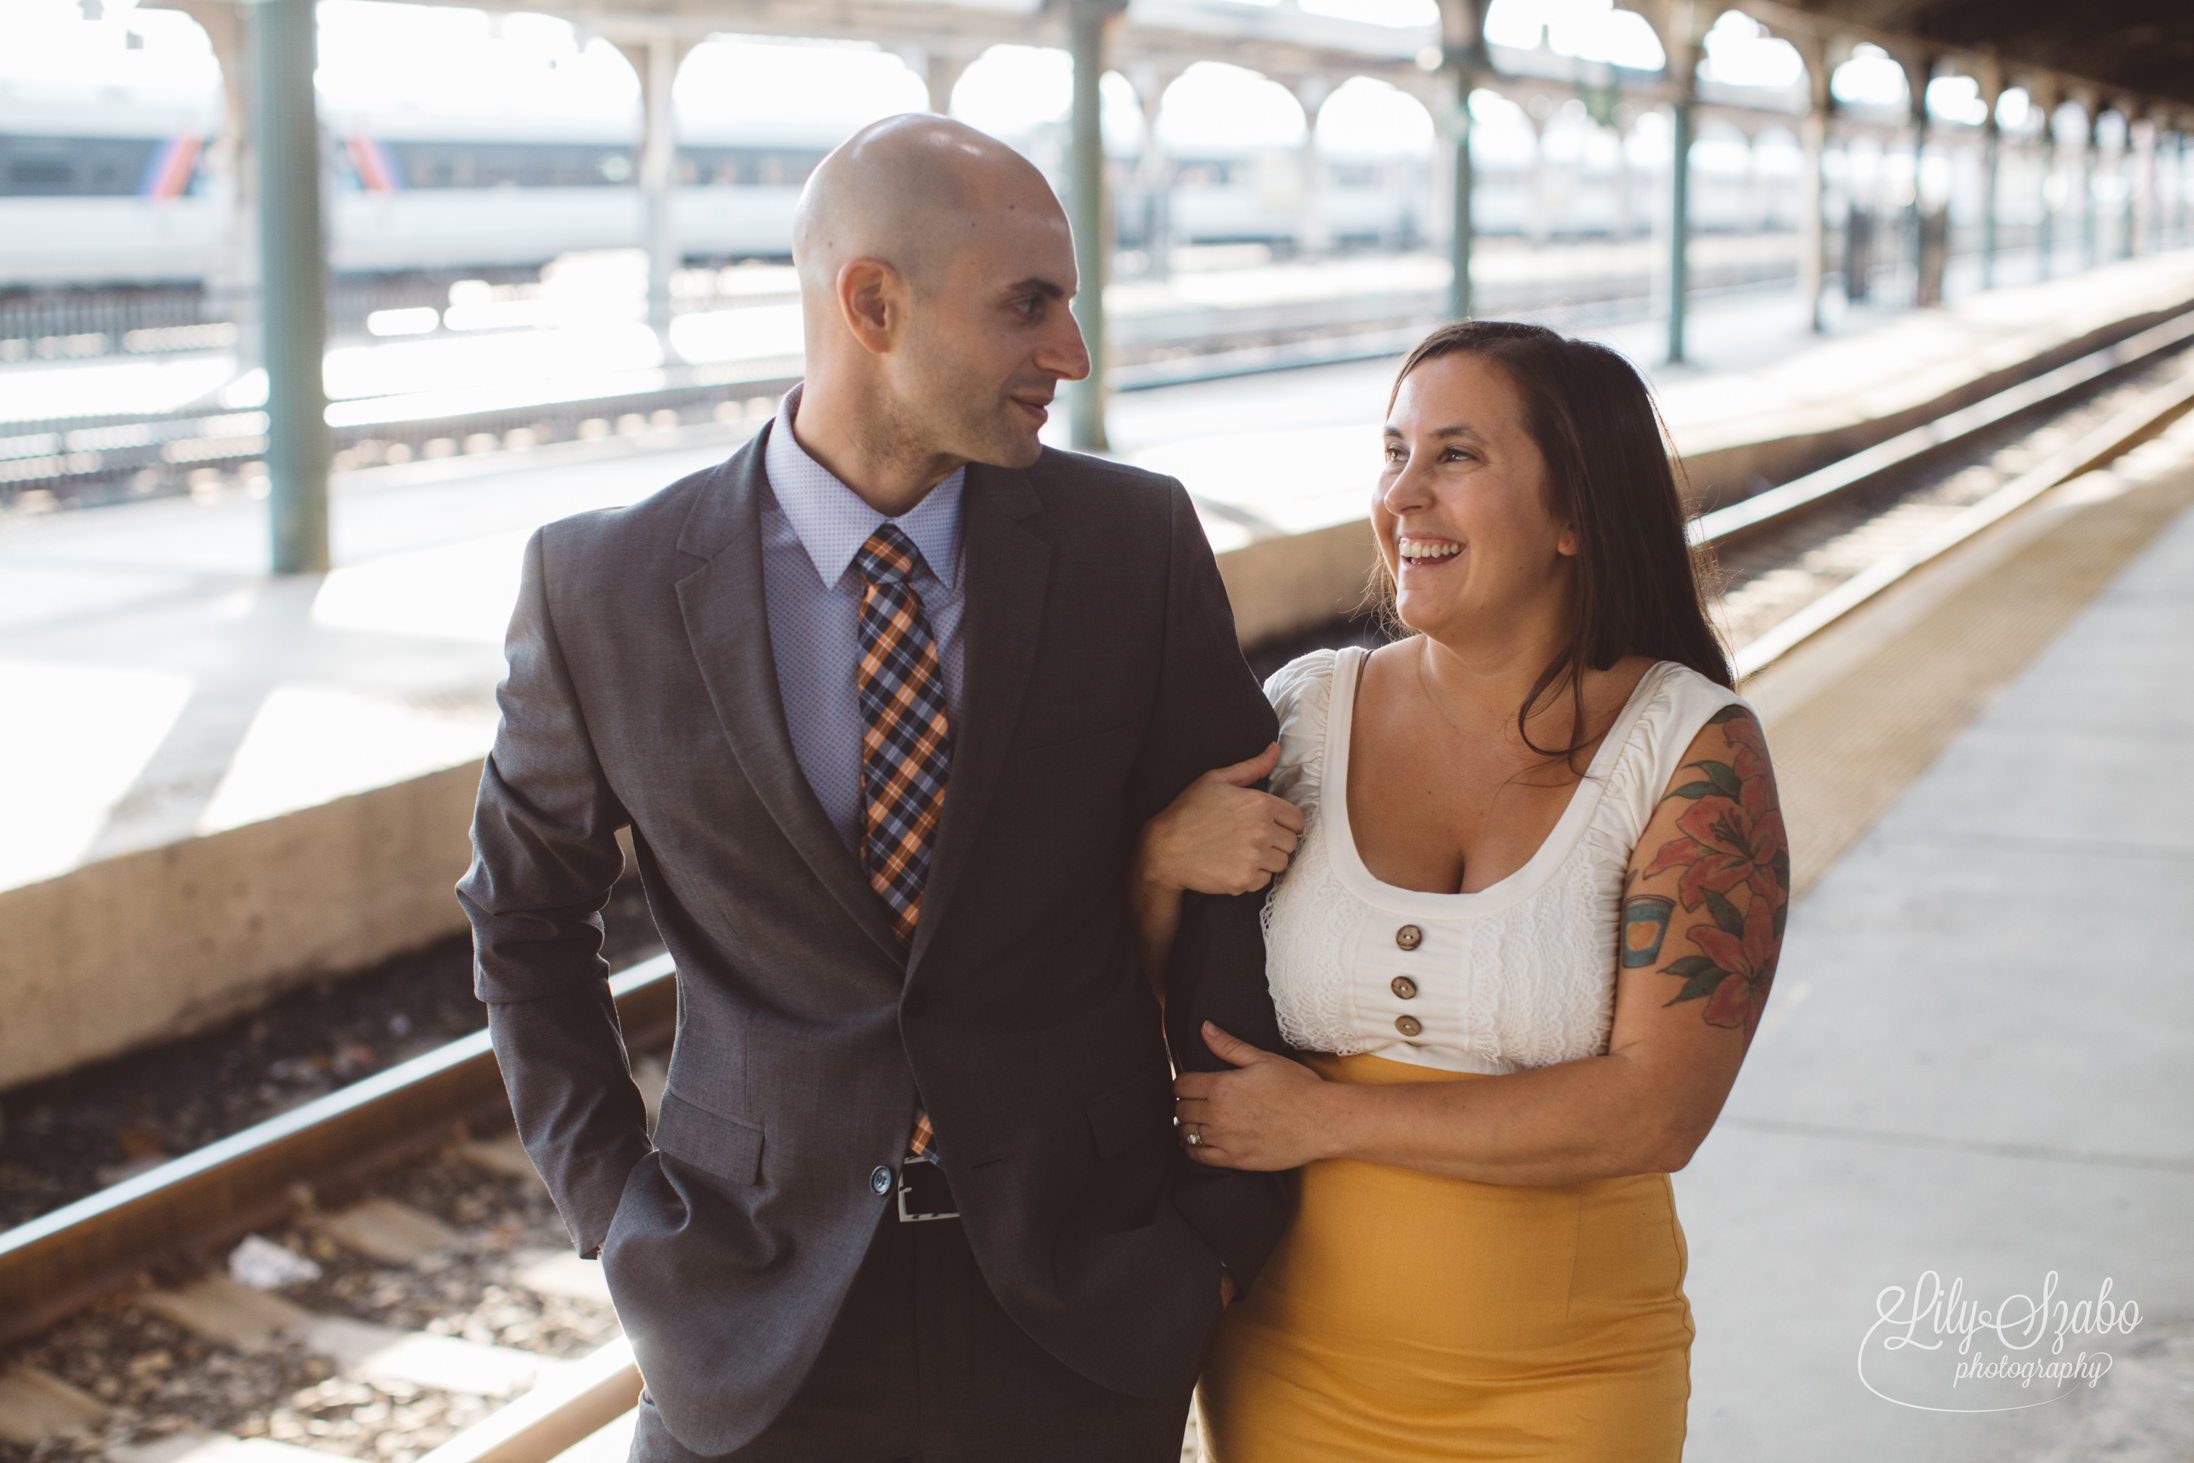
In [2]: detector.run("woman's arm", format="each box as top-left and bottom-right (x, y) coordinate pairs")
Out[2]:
(1130, 741), (1304, 999)
(1174, 705), (1787, 1183)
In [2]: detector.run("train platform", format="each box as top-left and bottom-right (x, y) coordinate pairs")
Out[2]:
(2, 251), (2192, 1093)
(1673, 429), (2194, 1457)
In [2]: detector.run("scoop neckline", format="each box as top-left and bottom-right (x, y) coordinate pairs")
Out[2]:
(1321, 646), (1671, 917)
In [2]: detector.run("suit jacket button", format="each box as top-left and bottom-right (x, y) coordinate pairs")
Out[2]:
(1394, 1015), (1423, 1038)
(1391, 976), (1418, 1000)
(870, 1165), (893, 1196)
(1396, 924), (1423, 951)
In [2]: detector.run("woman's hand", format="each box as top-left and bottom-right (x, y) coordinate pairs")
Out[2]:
(1136, 743), (1305, 897)
(1174, 1023), (1333, 1171)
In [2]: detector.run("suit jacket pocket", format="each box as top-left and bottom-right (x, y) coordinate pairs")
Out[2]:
(1085, 1063), (1176, 1161)
(653, 1088), (764, 1186)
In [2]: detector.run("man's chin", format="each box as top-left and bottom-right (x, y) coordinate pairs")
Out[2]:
(964, 425), (1045, 470)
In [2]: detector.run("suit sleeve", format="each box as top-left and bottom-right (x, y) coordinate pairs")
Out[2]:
(456, 527), (651, 1258)
(1126, 482), (1294, 1291)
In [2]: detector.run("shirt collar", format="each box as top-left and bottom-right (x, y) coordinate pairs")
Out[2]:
(764, 383), (965, 593)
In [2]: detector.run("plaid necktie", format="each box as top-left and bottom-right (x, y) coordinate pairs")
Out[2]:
(855, 524), (950, 1166)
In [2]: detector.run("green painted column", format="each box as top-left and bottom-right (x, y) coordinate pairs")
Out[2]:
(249, 0), (329, 574)
(1980, 114), (2000, 289)
(2167, 132), (2185, 248)
(2036, 123), (2055, 279)
(2082, 108), (2100, 269)
(1066, 0), (1123, 454)
(1666, 89), (1695, 364)
(1904, 56), (1933, 305)
(1447, 55), (1475, 320)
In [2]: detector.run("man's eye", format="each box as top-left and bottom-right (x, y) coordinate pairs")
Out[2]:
(1015, 297), (1042, 320)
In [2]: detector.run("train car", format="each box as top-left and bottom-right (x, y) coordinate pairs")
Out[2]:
(0, 82), (848, 286)
(0, 87), (229, 285)
(0, 78), (1801, 291)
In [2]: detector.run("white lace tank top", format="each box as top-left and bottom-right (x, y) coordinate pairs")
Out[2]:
(1259, 647), (1750, 1075)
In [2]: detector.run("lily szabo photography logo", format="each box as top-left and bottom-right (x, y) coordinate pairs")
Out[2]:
(1859, 1271), (2142, 1413)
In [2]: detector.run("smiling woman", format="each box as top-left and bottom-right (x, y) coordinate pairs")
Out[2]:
(1133, 320), (1786, 1460)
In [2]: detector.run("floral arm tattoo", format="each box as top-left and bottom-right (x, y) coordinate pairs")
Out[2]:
(1623, 706), (1789, 1043)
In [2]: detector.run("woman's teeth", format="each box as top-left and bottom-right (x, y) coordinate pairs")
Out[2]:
(1397, 538), (1461, 563)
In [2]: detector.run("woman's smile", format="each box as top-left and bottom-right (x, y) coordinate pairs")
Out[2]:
(1396, 533), (1464, 572)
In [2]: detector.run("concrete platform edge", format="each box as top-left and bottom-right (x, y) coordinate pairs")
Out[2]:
(0, 762), (483, 1090)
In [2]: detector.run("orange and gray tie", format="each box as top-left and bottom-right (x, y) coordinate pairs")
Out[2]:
(855, 524), (950, 1169)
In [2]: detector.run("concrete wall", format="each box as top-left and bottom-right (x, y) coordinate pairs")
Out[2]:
(1218, 520), (1379, 647)
(1, 764), (484, 1090)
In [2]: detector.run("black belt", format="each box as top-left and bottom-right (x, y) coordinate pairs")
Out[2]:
(896, 1157), (959, 1222)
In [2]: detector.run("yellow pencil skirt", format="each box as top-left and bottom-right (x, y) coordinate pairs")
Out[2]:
(1196, 1054), (1693, 1462)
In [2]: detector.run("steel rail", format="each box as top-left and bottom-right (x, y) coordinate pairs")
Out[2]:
(1692, 308), (2194, 550)
(0, 955), (675, 1349)
(1730, 358), (2194, 677)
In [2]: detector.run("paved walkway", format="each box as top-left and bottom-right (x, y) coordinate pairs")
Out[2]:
(3, 252), (2193, 895)
(1673, 469), (2194, 1458)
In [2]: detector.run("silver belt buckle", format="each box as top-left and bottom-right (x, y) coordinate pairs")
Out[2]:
(896, 1157), (959, 1222)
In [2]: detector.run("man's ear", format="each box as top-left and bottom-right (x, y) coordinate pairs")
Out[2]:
(836, 257), (907, 356)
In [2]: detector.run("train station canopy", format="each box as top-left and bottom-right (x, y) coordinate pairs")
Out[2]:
(1771, 0), (2194, 110)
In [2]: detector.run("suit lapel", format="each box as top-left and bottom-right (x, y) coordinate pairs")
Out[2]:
(674, 429), (903, 963)
(908, 460), (1051, 971)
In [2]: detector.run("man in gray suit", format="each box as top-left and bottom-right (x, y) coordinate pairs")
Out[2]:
(458, 114), (1290, 1462)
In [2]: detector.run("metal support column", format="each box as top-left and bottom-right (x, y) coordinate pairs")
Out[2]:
(1980, 118), (2000, 287)
(1977, 58), (2002, 289)
(248, 0), (329, 575)
(1436, 0), (1485, 322)
(1796, 33), (1832, 332)
(1446, 60), (1476, 320)
(1902, 53), (1933, 305)
(1130, 60), (1180, 279)
(2122, 113), (2142, 258)
(1066, 0), (1123, 453)
(1294, 76), (1332, 257)
(2167, 132), (2185, 248)
(917, 50), (969, 117)
(1656, 0), (1703, 363)
(2082, 103), (2101, 268)
(1799, 109), (1829, 328)
(1666, 93), (1693, 361)
(149, 0), (257, 369)
(2035, 80), (2059, 278)
(620, 34), (687, 351)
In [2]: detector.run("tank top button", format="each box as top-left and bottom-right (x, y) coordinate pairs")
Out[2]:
(1391, 976), (1418, 1000)
(1395, 924), (1422, 951)
(1395, 1015), (1423, 1038)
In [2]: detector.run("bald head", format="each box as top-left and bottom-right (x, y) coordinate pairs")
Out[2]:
(793, 114), (1062, 299)
(782, 113), (1088, 507)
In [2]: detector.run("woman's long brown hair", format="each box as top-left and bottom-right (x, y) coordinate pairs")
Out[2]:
(1378, 319), (1733, 764)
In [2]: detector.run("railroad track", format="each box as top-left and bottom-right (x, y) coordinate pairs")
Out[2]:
(5, 315), (2194, 1463)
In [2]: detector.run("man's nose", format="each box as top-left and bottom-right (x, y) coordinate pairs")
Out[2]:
(1040, 316), (1092, 383)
